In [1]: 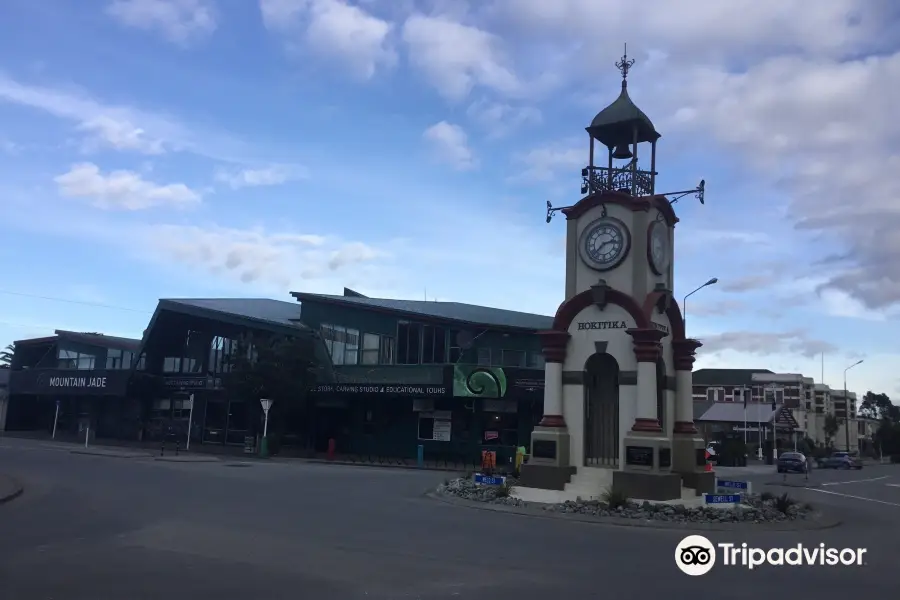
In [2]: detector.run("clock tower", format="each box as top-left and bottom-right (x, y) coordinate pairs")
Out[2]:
(520, 49), (712, 501)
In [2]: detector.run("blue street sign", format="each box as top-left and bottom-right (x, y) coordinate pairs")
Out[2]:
(474, 474), (505, 486)
(716, 479), (749, 490)
(705, 494), (741, 504)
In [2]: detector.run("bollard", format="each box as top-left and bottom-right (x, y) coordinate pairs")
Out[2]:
(161, 442), (165, 457)
(327, 438), (336, 461)
(417, 444), (424, 468)
(175, 441), (180, 456)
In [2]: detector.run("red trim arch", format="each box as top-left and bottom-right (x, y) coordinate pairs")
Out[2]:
(552, 287), (650, 333)
(641, 292), (685, 341)
(562, 190), (679, 227)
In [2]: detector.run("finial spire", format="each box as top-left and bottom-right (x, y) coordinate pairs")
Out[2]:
(615, 43), (635, 88)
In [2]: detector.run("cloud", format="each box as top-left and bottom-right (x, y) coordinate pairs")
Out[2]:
(402, 14), (522, 101)
(106, 0), (217, 45)
(260, 0), (396, 79)
(54, 163), (202, 210)
(214, 165), (309, 189)
(697, 330), (837, 359)
(466, 99), (541, 138)
(141, 223), (390, 288)
(513, 141), (582, 182)
(0, 73), (249, 160)
(423, 121), (475, 170)
(688, 300), (746, 317)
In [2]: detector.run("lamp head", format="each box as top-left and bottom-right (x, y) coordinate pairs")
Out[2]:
(705, 277), (719, 286)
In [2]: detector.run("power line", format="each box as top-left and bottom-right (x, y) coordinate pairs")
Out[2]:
(0, 289), (151, 314)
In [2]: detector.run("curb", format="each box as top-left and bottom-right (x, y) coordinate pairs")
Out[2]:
(425, 492), (843, 532)
(70, 450), (151, 459)
(0, 475), (24, 505)
(154, 456), (220, 463)
(273, 457), (468, 474)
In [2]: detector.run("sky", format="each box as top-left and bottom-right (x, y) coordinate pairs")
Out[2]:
(1, 0), (899, 400)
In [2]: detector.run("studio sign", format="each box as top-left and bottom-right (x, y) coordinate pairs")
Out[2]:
(312, 384), (446, 396)
(577, 320), (627, 330)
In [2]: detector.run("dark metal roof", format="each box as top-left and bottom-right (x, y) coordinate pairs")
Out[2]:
(55, 330), (142, 352)
(693, 368), (774, 387)
(158, 298), (309, 332)
(290, 292), (553, 331)
(697, 402), (780, 423)
(587, 83), (660, 147)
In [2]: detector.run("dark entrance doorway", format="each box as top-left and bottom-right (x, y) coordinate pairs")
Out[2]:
(584, 353), (620, 468)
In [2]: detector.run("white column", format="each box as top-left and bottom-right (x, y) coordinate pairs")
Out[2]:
(636, 361), (657, 421)
(675, 370), (693, 425)
(543, 361), (562, 417)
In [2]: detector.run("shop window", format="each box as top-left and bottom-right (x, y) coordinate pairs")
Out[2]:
(422, 325), (447, 364)
(106, 349), (123, 369)
(76, 354), (95, 370)
(163, 357), (182, 373)
(500, 350), (525, 368)
(449, 346), (462, 363)
(361, 333), (380, 365)
(417, 410), (451, 441)
(481, 411), (518, 446)
(476, 348), (492, 366)
(396, 322), (422, 365)
(344, 328), (359, 365)
(706, 388), (725, 403)
(380, 336), (394, 365)
(321, 324), (359, 366)
(528, 352), (545, 369)
(135, 353), (146, 370)
(56, 350), (74, 369)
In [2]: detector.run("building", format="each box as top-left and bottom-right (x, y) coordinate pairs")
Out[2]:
(693, 368), (862, 451)
(3, 291), (548, 466)
(0, 368), (9, 431)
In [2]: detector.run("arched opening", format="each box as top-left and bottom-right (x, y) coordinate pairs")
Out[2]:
(656, 358), (666, 432)
(584, 353), (620, 467)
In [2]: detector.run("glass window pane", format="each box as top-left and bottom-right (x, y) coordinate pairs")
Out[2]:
(477, 348), (491, 366)
(344, 328), (359, 365)
(363, 333), (380, 350)
(76, 355), (95, 370)
(380, 336), (394, 365)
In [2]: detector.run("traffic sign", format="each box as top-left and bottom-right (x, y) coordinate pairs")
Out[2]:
(474, 474), (505, 486)
(704, 493), (741, 504)
(260, 399), (273, 412)
(716, 479), (749, 490)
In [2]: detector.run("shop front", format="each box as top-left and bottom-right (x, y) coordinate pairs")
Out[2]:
(6, 369), (135, 440)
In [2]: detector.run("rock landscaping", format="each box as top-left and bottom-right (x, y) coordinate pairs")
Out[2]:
(436, 477), (820, 524)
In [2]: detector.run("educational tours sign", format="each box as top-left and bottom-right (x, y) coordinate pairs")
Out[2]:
(311, 384), (448, 397)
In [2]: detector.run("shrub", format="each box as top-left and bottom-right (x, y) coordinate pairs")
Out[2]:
(760, 491), (775, 502)
(890, 454), (900, 464)
(601, 487), (629, 509)
(774, 493), (795, 514)
(494, 481), (514, 498)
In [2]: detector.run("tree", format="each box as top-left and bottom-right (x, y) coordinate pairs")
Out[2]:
(0, 343), (13, 368)
(859, 391), (900, 422)
(222, 333), (318, 454)
(823, 413), (840, 448)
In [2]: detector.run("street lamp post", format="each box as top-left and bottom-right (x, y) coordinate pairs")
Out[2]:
(682, 277), (718, 331)
(843, 360), (863, 452)
(259, 399), (273, 458)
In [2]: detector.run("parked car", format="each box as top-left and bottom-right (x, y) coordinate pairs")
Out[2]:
(818, 452), (863, 470)
(777, 451), (808, 474)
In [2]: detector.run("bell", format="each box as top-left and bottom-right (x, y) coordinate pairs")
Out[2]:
(611, 144), (633, 160)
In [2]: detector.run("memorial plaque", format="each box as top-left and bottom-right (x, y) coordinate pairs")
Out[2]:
(532, 440), (557, 460)
(658, 448), (671, 468)
(625, 446), (654, 467)
(696, 448), (707, 467)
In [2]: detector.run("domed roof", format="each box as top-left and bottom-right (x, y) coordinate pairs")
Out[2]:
(587, 81), (660, 148)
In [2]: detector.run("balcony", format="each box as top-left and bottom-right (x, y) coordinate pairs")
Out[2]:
(581, 160), (655, 196)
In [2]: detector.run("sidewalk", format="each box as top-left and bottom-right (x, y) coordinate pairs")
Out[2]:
(0, 473), (23, 505)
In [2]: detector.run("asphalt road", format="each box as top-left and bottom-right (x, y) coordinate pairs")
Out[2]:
(1, 437), (900, 600)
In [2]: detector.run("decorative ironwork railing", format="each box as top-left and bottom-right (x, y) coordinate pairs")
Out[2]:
(582, 161), (654, 196)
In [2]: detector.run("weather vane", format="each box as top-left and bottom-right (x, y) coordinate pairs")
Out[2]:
(615, 43), (635, 82)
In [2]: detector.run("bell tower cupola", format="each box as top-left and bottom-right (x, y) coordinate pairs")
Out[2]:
(582, 45), (660, 198)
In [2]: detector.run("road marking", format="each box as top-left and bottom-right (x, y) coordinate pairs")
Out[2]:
(820, 476), (890, 486)
(887, 484), (900, 488)
(806, 487), (900, 507)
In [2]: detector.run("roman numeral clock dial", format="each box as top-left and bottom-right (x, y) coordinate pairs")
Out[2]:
(578, 216), (631, 271)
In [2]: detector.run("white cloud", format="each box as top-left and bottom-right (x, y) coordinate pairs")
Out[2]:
(466, 99), (541, 138)
(106, 0), (217, 45)
(423, 121), (475, 170)
(697, 330), (837, 359)
(402, 14), (522, 100)
(54, 163), (202, 210)
(514, 141), (582, 182)
(214, 165), (308, 189)
(77, 115), (166, 154)
(259, 0), (396, 79)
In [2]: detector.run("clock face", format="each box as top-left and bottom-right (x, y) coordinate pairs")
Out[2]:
(579, 217), (631, 271)
(648, 221), (670, 275)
